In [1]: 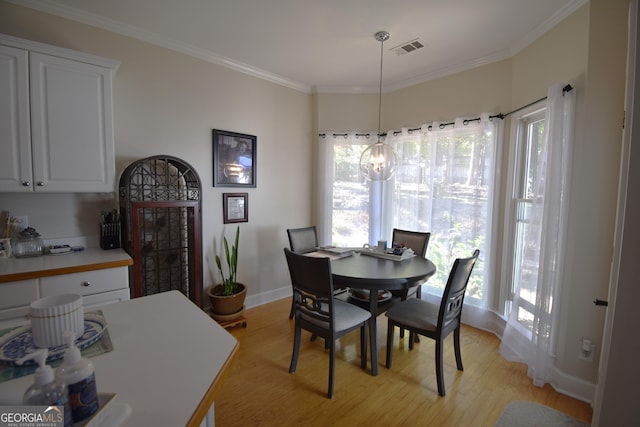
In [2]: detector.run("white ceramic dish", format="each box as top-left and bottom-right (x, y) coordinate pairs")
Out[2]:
(0, 314), (107, 366)
(30, 293), (84, 348)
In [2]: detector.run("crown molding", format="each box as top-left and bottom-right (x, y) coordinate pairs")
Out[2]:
(7, 0), (313, 93)
(316, 0), (588, 94)
(9, 0), (587, 95)
(510, 0), (589, 55)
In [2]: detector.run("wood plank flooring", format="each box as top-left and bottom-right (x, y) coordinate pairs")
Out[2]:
(214, 297), (592, 426)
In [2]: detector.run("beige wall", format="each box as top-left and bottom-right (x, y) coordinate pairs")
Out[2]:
(0, 2), (313, 301)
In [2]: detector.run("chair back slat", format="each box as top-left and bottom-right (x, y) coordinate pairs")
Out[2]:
(438, 249), (480, 329)
(392, 228), (431, 257)
(287, 226), (318, 254)
(284, 248), (334, 324)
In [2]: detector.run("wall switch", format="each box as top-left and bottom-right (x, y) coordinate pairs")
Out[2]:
(578, 338), (595, 362)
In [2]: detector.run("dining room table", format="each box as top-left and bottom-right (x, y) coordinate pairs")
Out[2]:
(329, 250), (436, 375)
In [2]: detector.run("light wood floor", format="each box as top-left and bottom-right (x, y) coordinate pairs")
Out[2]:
(214, 297), (592, 426)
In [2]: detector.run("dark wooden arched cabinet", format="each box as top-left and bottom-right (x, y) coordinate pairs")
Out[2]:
(119, 155), (203, 306)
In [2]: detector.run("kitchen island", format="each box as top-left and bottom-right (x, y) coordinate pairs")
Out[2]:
(0, 291), (239, 426)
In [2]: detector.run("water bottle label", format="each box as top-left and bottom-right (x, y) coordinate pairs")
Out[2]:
(55, 393), (73, 427)
(68, 373), (99, 422)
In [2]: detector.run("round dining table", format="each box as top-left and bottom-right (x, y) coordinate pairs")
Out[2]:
(330, 251), (436, 375)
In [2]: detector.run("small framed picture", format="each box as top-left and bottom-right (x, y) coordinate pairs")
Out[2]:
(223, 193), (248, 223)
(213, 129), (256, 187)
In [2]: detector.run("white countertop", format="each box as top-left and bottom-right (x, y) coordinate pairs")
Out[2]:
(0, 291), (239, 426)
(0, 248), (133, 282)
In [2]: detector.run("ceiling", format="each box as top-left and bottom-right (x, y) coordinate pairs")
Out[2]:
(11, 0), (587, 93)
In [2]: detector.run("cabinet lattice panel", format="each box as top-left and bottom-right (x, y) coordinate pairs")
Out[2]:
(119, 156), (202, 306)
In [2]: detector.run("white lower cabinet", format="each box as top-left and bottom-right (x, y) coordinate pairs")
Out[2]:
(0, 266), (130, 329)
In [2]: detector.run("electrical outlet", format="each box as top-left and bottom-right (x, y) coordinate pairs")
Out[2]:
(578, 338), (595, 362)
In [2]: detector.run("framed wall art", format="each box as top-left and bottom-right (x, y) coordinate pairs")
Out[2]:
(212, 129), (256, 187)
(223, 193), (248, 223)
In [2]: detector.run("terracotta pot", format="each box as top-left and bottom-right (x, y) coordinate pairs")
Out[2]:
(207, 283), (246, 316)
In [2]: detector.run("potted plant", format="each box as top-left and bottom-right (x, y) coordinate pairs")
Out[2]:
(207, 226), (247, 317)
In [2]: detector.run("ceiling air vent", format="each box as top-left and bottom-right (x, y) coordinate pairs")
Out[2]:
(391, 39), (424, 56)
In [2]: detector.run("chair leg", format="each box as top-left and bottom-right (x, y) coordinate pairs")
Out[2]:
(399, 289), (408, 338)
(454, 326), (464, 371)
(385, 321), (394, 369)
(435, 338), (445, 396)
(409, 332), (415, 350)
(289, 325), (301, 373)
(328, 339), (335, 398)
(289, 297), (294, 319)
(360, 323), (368, 369)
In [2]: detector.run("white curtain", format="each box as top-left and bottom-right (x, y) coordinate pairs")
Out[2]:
(500, 83), (576, 386)
(386, 114), (498, 308)
(317, 131), (379, 247)
(318, 115), (499, 310)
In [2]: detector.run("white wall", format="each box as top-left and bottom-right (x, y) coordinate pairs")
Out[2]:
(0, 2), (313, 303)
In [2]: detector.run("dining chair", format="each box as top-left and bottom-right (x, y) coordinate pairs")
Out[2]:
(391, 228), (431, 339)
(391, 228), (431, 300)
(287, 226), (319, 319)
(284, 248), (371, 398)
(384, 249), (479, 396)
(287, 226), (318, 254)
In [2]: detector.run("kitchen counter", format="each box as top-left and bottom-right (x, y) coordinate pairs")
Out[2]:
(0, 291), (239, 426)
(0, 248), (133, 283)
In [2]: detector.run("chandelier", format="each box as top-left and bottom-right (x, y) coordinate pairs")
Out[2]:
(359, 31), (397, 181)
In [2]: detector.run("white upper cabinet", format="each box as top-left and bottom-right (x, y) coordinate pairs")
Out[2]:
(0, 44), (31, 191)
(0, 35), (119, 192)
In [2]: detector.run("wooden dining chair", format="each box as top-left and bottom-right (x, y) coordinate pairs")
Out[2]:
(284, 248), (371, 398)
(385, 249), (479, 396)
(391, 228), (431, 300)
(286, 226), (319, 319)
(391, 228), (431, 339)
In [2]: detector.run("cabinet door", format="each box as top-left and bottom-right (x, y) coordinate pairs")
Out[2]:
(29, 52), (115, 192)
(0, 45), (32, 192)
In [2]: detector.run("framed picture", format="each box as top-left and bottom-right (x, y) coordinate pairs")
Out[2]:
(223, 193), (248, 223)
(212, 129), (256, 187)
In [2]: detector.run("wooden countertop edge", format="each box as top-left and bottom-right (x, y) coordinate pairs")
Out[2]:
(0, 258), (134, 283)
(186, 341), (240, 427)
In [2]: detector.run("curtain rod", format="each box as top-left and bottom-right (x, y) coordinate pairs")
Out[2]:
(493, 84), (573, 120)
(318, 84), (573, 138)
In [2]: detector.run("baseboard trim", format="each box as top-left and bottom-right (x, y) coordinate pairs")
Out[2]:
(245, 286), (290, 309)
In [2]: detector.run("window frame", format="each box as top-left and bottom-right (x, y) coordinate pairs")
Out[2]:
(500, 102), (546, 317)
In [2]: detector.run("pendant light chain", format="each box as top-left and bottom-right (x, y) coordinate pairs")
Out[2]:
(378, 34), (384, 139)
(359, 30), (397, 182)
(375, 30), (389, 140)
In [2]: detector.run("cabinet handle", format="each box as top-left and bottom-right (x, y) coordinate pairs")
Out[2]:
(22, 181), (31, 186)
(82, 281), (91, 287)
(36, 181), (45, 186)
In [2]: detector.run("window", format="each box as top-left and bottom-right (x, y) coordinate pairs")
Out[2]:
(388, 118), (496, 306)
(319, 116), (498, 309)
(503, 105), (545, 322)
(318, 132), (375, 247)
